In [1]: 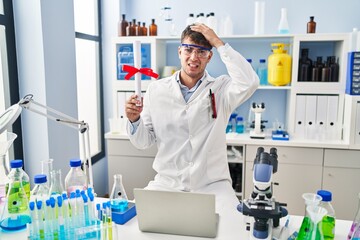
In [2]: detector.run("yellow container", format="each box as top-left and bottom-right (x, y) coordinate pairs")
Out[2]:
(268, 43), (292, 86)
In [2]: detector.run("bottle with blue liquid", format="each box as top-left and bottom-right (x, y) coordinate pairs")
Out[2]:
(226, 113), (238, 133)
(257, 59), (268, 85)
(236, 116), (244, 134)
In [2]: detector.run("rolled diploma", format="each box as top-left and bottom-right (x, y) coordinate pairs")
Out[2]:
(133, 40), (142, 106)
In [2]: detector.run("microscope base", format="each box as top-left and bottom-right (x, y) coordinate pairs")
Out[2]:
(250, 130), (266, 139)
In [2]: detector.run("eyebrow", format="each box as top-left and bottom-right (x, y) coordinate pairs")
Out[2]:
(180, 43), (212, 51)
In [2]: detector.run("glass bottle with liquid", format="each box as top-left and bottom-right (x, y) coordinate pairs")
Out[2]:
(298, 48), (312, 82)
(110, 174), (129, 212)
(64, 159), (87, 196)
(307, 16), (316, 33)
(6, 160), (30, 200)
(348, 193), (360, 239)
(317, 190), (336, 240)
(312, 57), (324, 82)
(118, 14), (128, 37)
(236, 116), (245, 134)
(0, 160), (31, 231)
(149, 19), (158, 36)
(257, 59), (268, 85)
(142, 22), (148, 36)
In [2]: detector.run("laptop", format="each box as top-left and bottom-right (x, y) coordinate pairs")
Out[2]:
(133, 188), (219, 238)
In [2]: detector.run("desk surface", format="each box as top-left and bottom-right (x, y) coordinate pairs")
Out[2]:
(0, 201), (353, 240)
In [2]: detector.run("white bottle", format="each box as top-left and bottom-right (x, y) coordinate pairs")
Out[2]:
(186, 13), (195, 26)
(196, 13), (206, 24)
(350, 27), (359, 52)
(223, 15), (233, 36)
(207, 12), (218, 33)
(278, 8), (289, 34)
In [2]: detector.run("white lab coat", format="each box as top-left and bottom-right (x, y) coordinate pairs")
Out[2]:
(128, 44), (259, 198)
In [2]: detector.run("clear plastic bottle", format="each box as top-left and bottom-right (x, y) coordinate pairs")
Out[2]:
(278, 8), (290, 34)
(236, 116), (244, 134)
(6, 160), (30, 200)
(31, 174), (49, 203)
(257, 59), (268, 85)
(348, 193), (360, 239)
(207, 12), (218, 33)
(196, 13), (206, 24)
(64, 159), (87, 196)
(317, 190), (336, 240)
(186, 13), (195, 26)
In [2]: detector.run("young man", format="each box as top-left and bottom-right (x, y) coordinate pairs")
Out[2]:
(125, 23), (259, 207)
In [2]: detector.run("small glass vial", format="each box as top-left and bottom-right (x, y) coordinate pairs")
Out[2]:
(307, 16), (316, 33)
(149, 19), (158, 36)
(278, 8), (290, 34)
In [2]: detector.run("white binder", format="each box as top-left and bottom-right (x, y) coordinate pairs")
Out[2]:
(295, 95), (306, 139)
(326, 95), (339, 141)
(316, 95), (328, 140)
(355, 101), (360, 144)
(305, 95), (317, 140)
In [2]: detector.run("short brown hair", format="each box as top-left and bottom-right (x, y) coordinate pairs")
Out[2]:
(181, 24), (212, 49)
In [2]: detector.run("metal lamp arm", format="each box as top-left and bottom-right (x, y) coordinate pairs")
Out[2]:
(18, 94), (94, 189)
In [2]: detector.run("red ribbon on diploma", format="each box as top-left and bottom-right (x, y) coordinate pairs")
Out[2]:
(122, 65), (159, 80)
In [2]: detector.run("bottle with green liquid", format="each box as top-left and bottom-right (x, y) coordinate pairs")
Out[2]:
(0, 159), (31, 231)
(317, 190), (336, 240)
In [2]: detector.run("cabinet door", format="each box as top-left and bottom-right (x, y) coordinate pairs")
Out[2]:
(323, 149), (360, 220)
(244, 145), (323, 216)
(108, 155), (156, 200)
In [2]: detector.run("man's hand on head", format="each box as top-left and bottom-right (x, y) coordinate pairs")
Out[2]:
(190, 24), (224, 49)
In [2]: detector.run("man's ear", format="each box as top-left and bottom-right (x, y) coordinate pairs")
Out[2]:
(206, 51), (213, 63)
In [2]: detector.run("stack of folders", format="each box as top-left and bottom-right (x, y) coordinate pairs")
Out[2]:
(346, 51), (360, 95)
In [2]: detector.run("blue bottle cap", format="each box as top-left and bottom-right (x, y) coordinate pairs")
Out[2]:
(62, 192), (68, 200)
(34, 174), (47, 184)
(29, 201), (35, 211)
(317, 190), (332, 202)
(57, 196), (63, 207)
(246, 59), (252, 63)
(260, 59), (266, 63)
(10, 159), (23, 168)
(70, 159), (82, 167)
(231, 113), (238, 118)
(236, 116), (243, 121)
(70, 192), (76, 199)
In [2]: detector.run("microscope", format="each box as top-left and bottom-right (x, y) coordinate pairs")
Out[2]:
(250, 102), (267, 139)
(238, 147), (288, 240)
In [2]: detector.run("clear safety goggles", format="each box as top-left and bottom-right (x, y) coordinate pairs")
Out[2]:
(180, 44), (212, 58)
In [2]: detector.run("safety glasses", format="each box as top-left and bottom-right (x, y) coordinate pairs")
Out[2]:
(180, 44), (212, 58)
